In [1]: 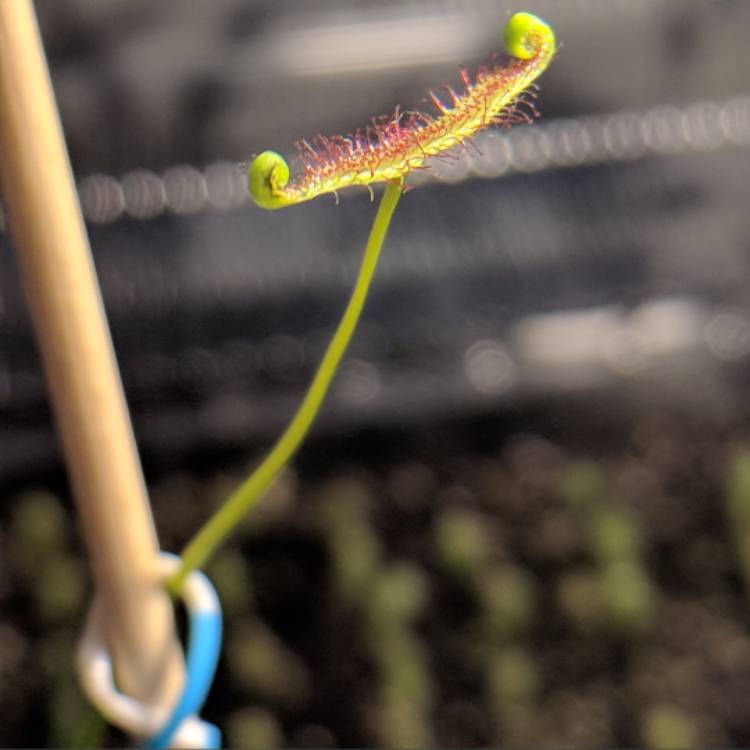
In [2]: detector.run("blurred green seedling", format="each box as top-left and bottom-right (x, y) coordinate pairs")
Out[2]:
(560, 462), (657, 633)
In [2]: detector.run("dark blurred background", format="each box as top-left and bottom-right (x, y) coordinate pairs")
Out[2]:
(3, 0), (750, 746)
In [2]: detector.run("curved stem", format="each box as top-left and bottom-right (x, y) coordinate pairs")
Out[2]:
(169, 180), (404, 593)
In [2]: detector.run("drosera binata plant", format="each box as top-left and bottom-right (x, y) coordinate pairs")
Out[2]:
(169, 11), (556, 594)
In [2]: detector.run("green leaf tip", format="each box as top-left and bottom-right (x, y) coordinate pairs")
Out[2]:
(248, 150), (292, 210)
(503, 12), (556, 61)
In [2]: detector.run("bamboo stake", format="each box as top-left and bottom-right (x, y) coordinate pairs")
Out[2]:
(0, 0), (184, 714)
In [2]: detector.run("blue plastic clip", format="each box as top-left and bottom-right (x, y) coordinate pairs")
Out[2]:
(77, 553), (223, 747)
(143, 554), (223, 749)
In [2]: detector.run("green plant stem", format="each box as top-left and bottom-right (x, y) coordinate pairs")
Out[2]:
(71, 707), (106, 749)
(169, 180), (404, 594)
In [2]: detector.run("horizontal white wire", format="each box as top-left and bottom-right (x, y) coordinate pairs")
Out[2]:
(0, 93), (746, 233)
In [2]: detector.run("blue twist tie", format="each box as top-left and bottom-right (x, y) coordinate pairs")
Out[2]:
(142, 557), (223, 750)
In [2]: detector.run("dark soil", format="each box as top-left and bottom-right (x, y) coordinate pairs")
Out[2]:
(3, 404), (750, 748)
